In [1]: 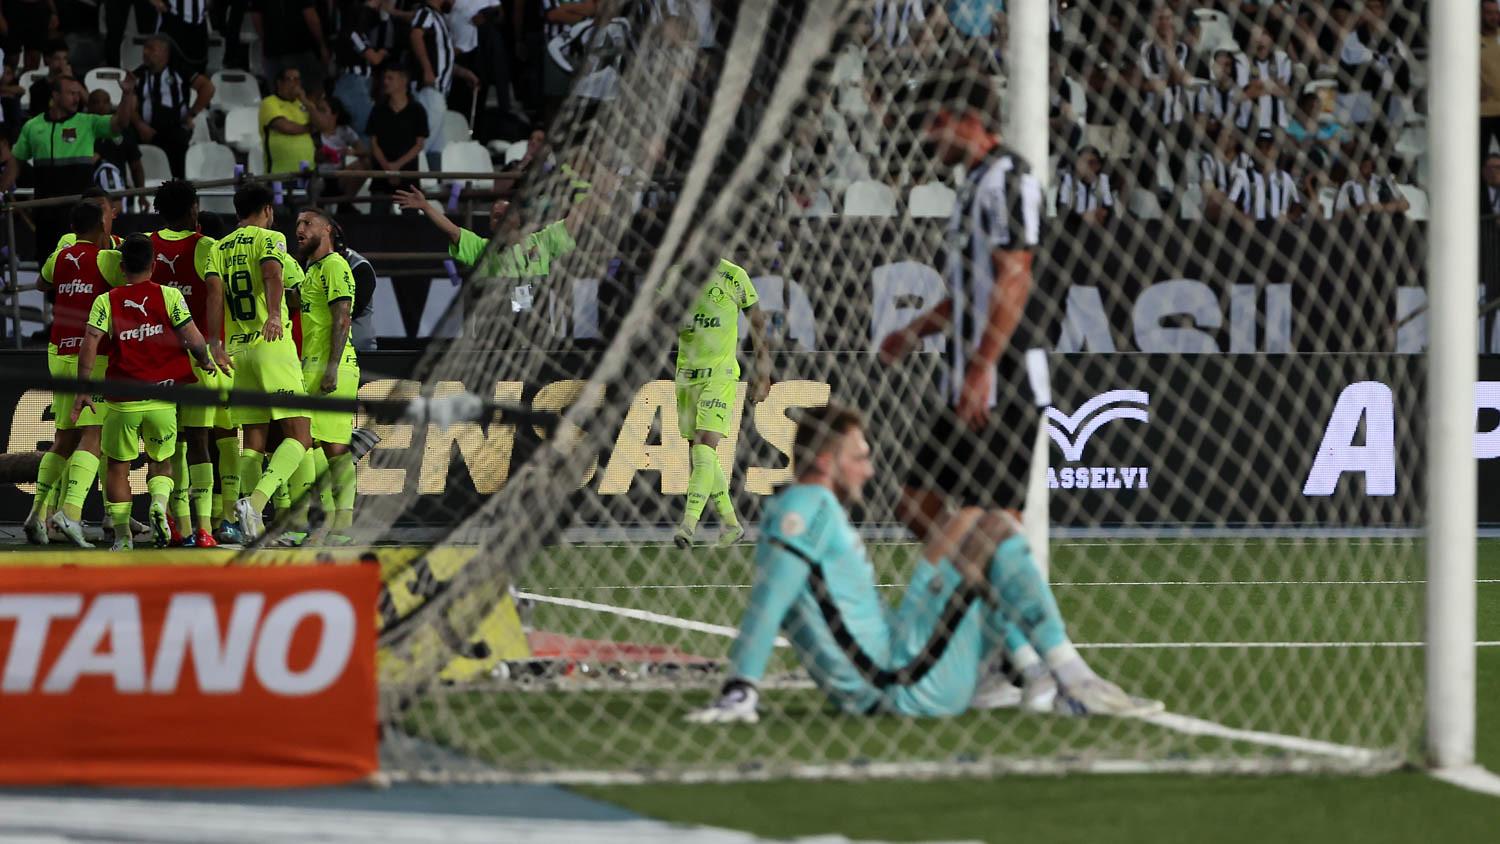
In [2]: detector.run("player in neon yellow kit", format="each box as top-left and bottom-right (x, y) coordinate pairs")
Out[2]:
(204, 183), (313, 542)
(673, 258), (772, 548)
(279, 207), (360, 546)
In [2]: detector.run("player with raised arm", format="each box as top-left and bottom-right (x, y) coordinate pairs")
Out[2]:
(686, 405), (1161, 724)
(27, 200), (131, 547)
(877, 76), (1145, 715)
(150, 179), (221, 547)
(672, 259), (772, 548)
(278, 207), (360, 546)
(71, 234), (222, 550)
(204, 183), (314, 542)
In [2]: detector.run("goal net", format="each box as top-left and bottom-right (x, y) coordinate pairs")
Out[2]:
(283, 0), (1436, 781)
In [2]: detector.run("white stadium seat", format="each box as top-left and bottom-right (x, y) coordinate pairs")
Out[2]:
(187, 142), (239, 214)
(1318, 185), (1337, 219)
(211, 70), (262, 112)
(1128, 188), (1164, 221)
(503, 139), (529, 166)
(223, 105), (261, 154)
(843, 179), (896, 217)
(84, 67), (128, 107)
(907, 182), (955, 218)
(17, 67), (47, 98)
(120, 38), (147, 76)
(246, 142), (267, 176)
(440, 141), (495, 189)
(443, 109), (471, 143)
(1399, 184), (1428, 221)
(138, 144), (172, 188)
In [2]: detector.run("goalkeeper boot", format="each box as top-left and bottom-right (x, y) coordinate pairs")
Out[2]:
(48, 512), (91, 548)
(149, 502), (172, 549)
(715, 523), (745, 547)
(1054, 677), (1164, 718)
(192, 529), (218, 548)
(685, 680), (759, 724)
(22, 513), (48, 545)
(235, 497), (265, 541)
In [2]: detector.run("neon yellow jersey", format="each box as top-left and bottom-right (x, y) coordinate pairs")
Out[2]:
(675, 258), (758, 377)
(206, 224), (296, 349)
(41, 233), (123, 282)
(298, 251), (358, 368)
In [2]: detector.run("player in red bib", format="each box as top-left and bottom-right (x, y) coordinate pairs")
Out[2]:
(72, 234), (221, 550)
(150, 179), (221, 546)
(29, 200), (129, 547)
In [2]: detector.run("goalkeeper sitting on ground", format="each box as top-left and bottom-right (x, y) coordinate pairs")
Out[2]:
(688, 404), (1162, 723)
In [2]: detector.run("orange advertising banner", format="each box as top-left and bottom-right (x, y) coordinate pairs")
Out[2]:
(0, 564), (379, 786)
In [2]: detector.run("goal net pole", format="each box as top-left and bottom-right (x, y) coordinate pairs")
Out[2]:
(1010, 0), (1051, 578)
(1426, 0), (1479, 770)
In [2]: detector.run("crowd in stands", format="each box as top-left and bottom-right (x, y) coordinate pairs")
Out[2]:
(0, 0), (590, 259)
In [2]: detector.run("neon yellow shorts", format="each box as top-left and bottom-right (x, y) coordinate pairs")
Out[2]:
(228, 337), (308, 426)
(48, 346), (107, 431)
(214, 366), (235, 430)
(675, 376), (736, 439)
(103, 402), (178, 462)
(179, 367), (222, 429)
(302, 358), (359, 445)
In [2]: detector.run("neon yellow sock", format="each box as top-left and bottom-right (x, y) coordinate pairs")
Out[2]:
(106, 501), (132, 545)
(189, 462), (215, 532)
(313, 448), (334, 513)
(709, 458), (738, 527)
(239, 449), (264, 506)
(680, 443), (719, 533)
(147, 475), (173, 511)
(286, 449), (316, 527)
(330, 451), (356, 530)
(251, 440), (308, 511)
(31, 452), (65, 518)
(216, 436), (240, 521)
(61, 450), (99, 522)
(171, 442), (190, 531)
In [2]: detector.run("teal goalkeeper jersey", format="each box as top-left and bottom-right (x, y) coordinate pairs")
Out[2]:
(728, 484), (895, 714)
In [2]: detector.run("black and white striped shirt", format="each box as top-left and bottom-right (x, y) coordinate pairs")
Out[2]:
(1334, 176), (1400, 213)
(411, 6), (455, 93)
(162, 0), (208, 24)
(135, 64), (195, 126)
(1200, 149), (1251, 194)
(340, 10), (394, 76)
(1196, 82), (1252, 132)
(1236, 50), (1293, 130)
(540, 0), (570, 43)
(94, 159), (126, 193)
(1228, 168), (1300, 219)
(947, 150), (1043, 407)
(1056, 170), (1113, 216)
(1139, 38), (1193, 125)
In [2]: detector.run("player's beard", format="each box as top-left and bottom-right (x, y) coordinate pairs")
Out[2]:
(297, 234), (325, 263)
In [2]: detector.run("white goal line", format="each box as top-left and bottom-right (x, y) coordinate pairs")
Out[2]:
(515, 591), (1500, 651)
(529, 578), (1500, 591)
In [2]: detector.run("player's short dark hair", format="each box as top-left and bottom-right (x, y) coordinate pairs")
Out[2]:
(233, 183), (275, 219)
(119, 234), (154, 275)
(792, 403), (866, 478)
(297, 205), (344, 249)
(49, 74), (78, 94)
(69, 199), (105, 234)
(154, 179), (197, 222)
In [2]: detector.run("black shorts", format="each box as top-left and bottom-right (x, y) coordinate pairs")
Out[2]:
(905, 396), (1039, 512)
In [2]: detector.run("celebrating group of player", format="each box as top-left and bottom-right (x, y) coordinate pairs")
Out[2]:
(23, 182), (361, 550)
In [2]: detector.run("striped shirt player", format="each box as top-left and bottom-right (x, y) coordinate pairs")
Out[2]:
(1139, 37), (1193, 127)
(156, 0), (212, 76)
(1235, 46), (1294, 130)
(1195, 77), (1253, 133)
(1333, 172), (1405, 215)
(411, 4), (455, 94)
(885, 143), (1044, 514)
(1056, 168), (1113, 219)
(1228, 165), (1301, 220)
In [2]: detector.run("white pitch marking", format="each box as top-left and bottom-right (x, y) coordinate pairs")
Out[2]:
(1430, 765), (1500, 798)
(538, 579), (1500, 591)
(516, 591), (791, 647)
(1133, 711), (1385, 765)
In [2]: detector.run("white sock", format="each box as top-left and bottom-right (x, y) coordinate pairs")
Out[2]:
(1045, 643), (1095, 686)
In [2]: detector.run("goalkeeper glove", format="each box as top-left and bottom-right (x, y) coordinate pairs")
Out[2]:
(684, 678), (759, 724)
